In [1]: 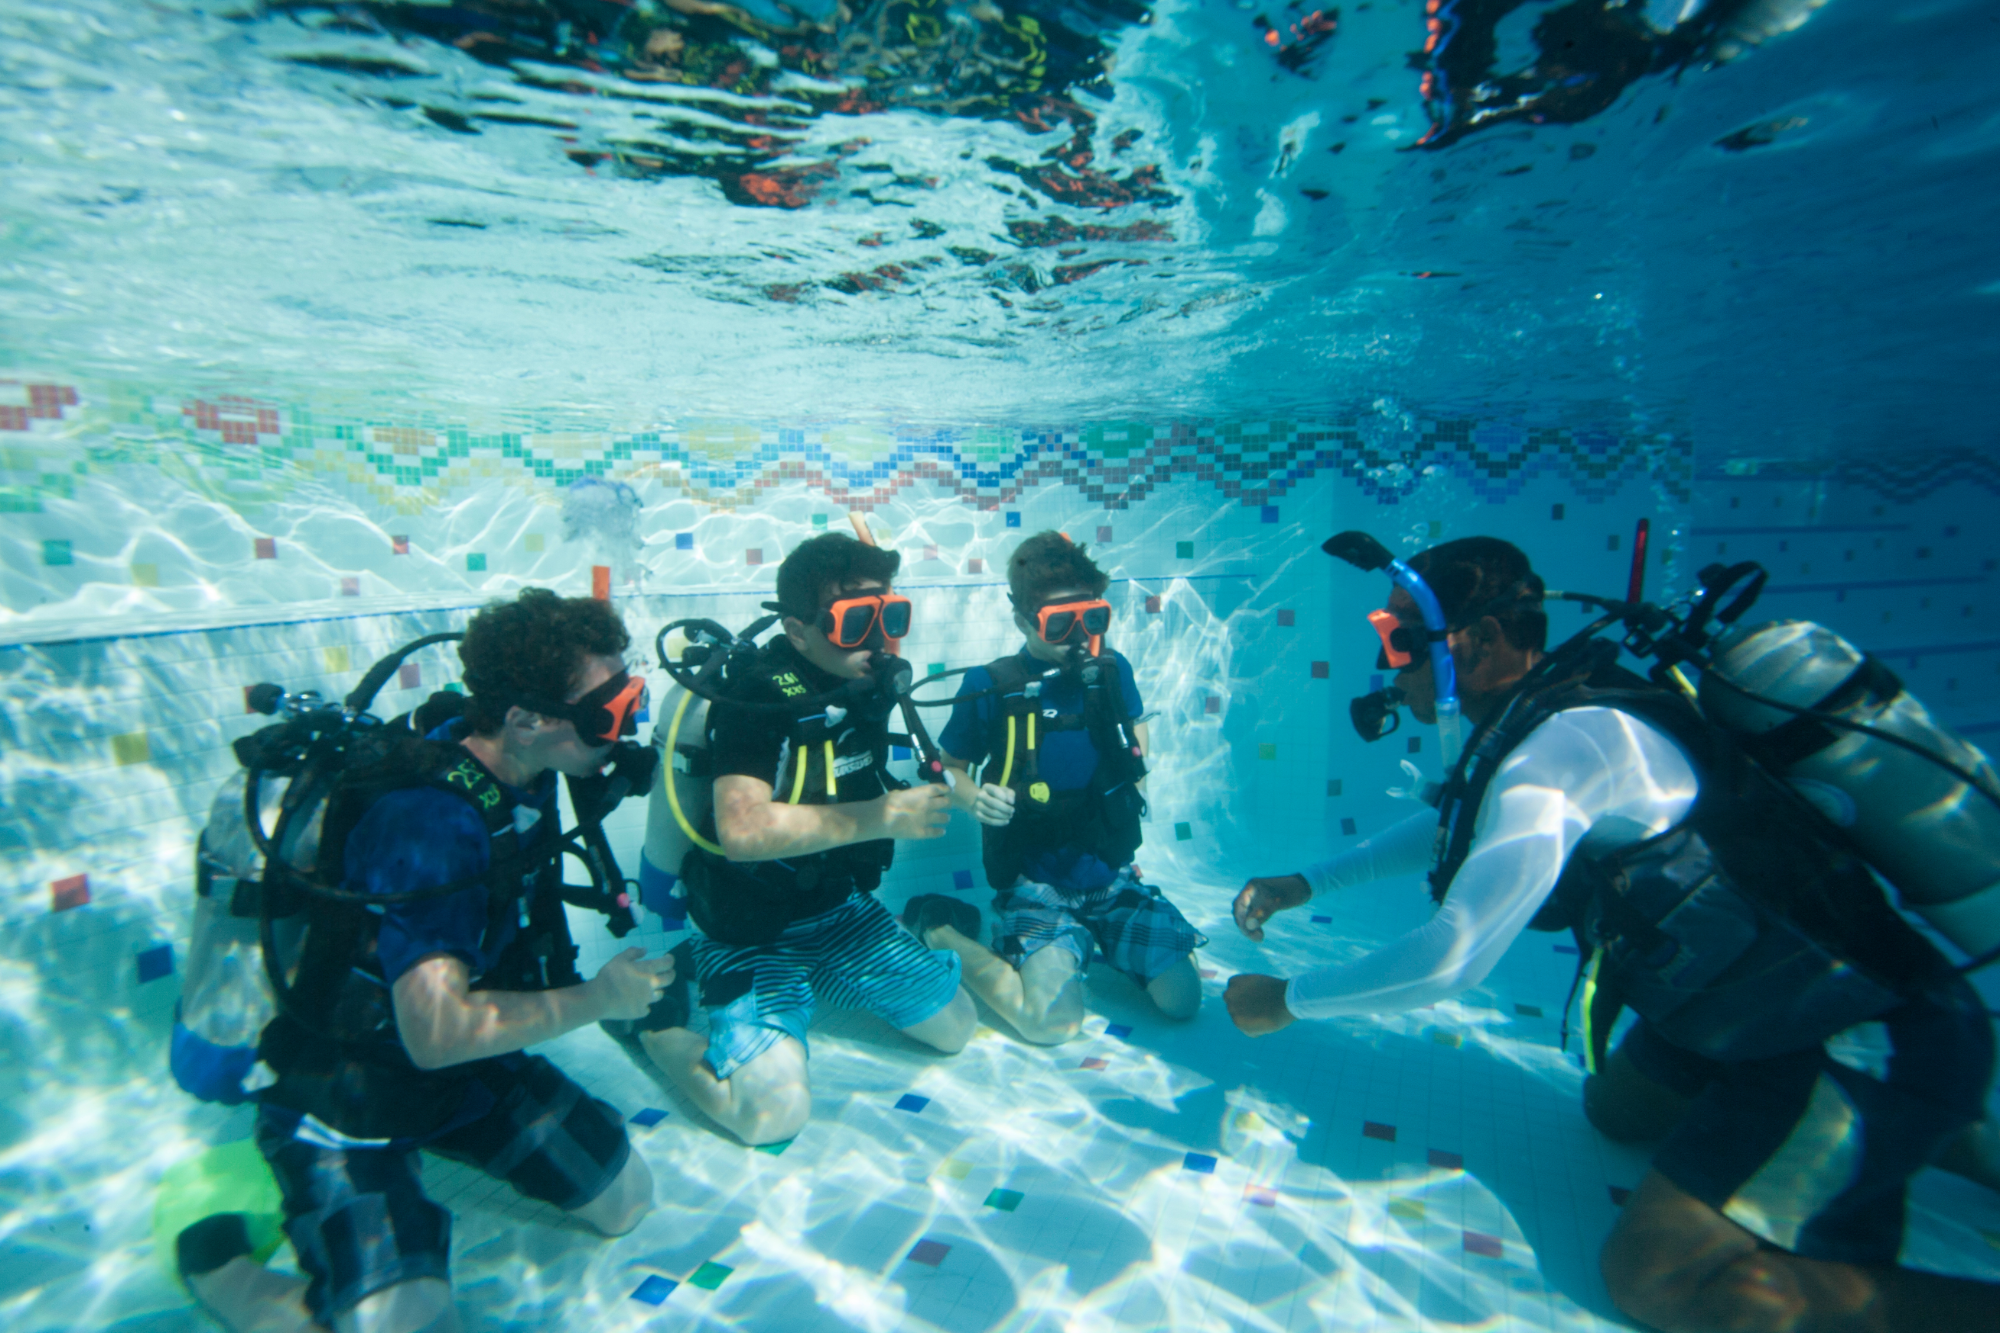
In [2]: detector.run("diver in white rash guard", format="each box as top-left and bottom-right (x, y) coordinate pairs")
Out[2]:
(1227, 535), (2000, 1333)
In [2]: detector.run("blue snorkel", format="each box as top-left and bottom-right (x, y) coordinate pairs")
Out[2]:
(1323, 531), (1465, 770)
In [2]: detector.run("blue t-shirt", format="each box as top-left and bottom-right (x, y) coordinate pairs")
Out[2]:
(939, 648), (1144, 891)
(344, 721), (558, 989)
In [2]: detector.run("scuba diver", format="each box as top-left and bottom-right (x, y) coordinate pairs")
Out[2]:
(182, 589), (671, 1333)
(629, 531), (975, 1146)
(902, 530), (1204, 1044)
(1227, 533), (2000, 1332)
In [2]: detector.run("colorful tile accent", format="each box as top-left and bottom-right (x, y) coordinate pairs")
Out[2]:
(1428, 1149), (1464, 1170)
(968, 557), (984, 573)
(465, 552), (486, 572)
(937, 1159), (972, 1179)
(1005, 512), (1021, 528)
(51, 874), (89, 912)
(895, 1094), (930, 1113)
(1173, 821), (1192, 841)
(1362, 1121), (1396, 1143)
(391, 536), (409, 555)
(1176, 541), (1194, 559)
(1310, 661), (1329, 678)
(755, 1139), (791, 1155)
(324, 645), (351, 673)
(1097, 526), (1113, 542)
(631, 1275), (677, 1305)
(1551, 504), (1565, 520)
(687, 1262), (733, 1291)
(984, 1188), (1024, 1211)
(1261, 506), (1279, 522)
(398, 662), (422, 690)
(112, 731), (151, 766)
(1432, 1030), (1462, 1048)
(927, 662), (946, 676)
(1340, 818), (1357, 835)
(1105, 1024), (1132, 1039)
(42, 539), (72, 566)
(907, 1239), (951, 1267)
(676, 532), (694, 550)
(592, 565), (611, 600)
(1327, 779), (1342, 796)
(951, 869), (974, 889)
(1258, 743), (1276, 760)
(1277, 608), (1295, 626)
(630, 1108), (669, 1127)
(1183, 1152), (1218, 1174)
(1310, 915), (1332, 924)
(1145, 595), (1162, 613)
(1079, 1057), (1107, 1070)
(1199, 968), (1217, 978)
(254, 538), (276, 560)
(1203, 696), (1220, 713)
(132, 563), (159, 587)
(1515, 1004), (1543, 1018)
(924, 544), (939, 560)
(1245, 1185), (1279, 1206)
(1388, 1198), (1426, 1222)
(524, 533), (545, 553)
(136, 944), (174, 984)
(812, 513), (828, 529)
(1464, 1231), (1504, 1259)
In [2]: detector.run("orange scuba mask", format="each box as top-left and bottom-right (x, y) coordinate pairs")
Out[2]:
(512, 669), (647, 746)
(1036, 599), (1112, 655)
(820, 593), (912, 651)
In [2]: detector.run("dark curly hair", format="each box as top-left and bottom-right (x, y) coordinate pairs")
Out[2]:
(1008, 530), (1109, 609)
(1408, 536), (1548, 651)
(773, 532), (902, 619)
(459, 588), (631, 735)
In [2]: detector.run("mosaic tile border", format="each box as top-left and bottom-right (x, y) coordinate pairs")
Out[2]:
(1699, 449), (2000, 506)
(1, 378), (1691, 516)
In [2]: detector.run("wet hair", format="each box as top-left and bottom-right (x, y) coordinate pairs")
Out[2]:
(1008, 530), (1110, 609)
(1408, 537), (1547, 651)
(773, 532), (902, 620)
(459, 587), (631, 735)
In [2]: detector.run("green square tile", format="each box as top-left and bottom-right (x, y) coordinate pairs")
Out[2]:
(927, 662), (946, 677)
(466, 553), (486, 572)
(812, 513), (828, 529)
(687, 1262), (733, 1290)
(42, 539), (72, 566)
(1328, 779), (1343, 797)
(1173, 821), (1192, 842)
(1427, 520), (1442, 538)
(984, 1188), (1023, 1212)
(1258, 743), (1277, 760)
(1175, 540), (1194, 559)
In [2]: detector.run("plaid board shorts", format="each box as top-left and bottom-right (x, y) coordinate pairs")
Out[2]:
(686, 891), (964, 1080)
(993, 867), (1206, 985)
(1626, 967), (1994, 1265)
(255, 1053), (630, 1320)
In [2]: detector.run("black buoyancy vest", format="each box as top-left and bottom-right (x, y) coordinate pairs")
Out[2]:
(1431, 646), (1941, 1068)
(256, 734), (577, 1139)
(976, 652), (1147, 891)
(682, 643), (898, 946)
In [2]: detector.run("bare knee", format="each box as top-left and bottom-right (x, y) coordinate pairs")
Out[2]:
(905, 987), (976, 1054)
(1145, 956), (1202, 1021)
(737, 1086), (811, 1146)
(1015, 1011), (1082, 1045)
(1600, 1173), (1777, 1333)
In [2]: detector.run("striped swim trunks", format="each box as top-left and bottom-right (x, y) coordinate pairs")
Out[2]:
(993, 867), (1206, 985)
(686, 891), (963, 1080)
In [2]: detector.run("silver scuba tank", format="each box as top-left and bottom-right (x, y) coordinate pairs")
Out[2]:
(639, 678), (715, 927)
(1699, 619), (2000, 961)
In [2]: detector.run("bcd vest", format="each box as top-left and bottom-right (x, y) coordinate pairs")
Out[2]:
(681, 642), (898, 946)
(976, 652), (1147, 890)
(255, 733), (578, 1140)
(1431, 644), (1941, 1069)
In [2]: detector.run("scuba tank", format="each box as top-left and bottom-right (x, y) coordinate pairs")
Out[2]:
(638, 673), (715, 928)
(1700, 619), (2000, 963)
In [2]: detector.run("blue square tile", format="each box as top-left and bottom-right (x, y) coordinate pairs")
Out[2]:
(891, 745), (911, 760)
(631, 1275), (677, 1305)
(895, 1093), (930, 1113)
(630, 1108), (668, 1127)
(136, 943), (174, 984)
(1184, 1152), (1218, 1174)
(675, 532), (694, 550)
(1105, 1024), (1133, 1040)
(1369, 673), (1384, 692)
(952, 869), (974, 890)
(1261, 506), (1279, 523)
(1005, 512), (1021, 528)
(1311, 914), (1332, 924)
(1340, 818), (1358, 836)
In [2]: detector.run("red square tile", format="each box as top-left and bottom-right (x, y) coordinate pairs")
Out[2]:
(1097, 526), (1113, 543)
(968, 558), (984, 574)
(1244, 1185), (1278, 1206)
(51, 874), (89, 912)
(924, 545), (939, 561)
(1310, 661), (1329, 679)
(907, 1239), (951, 1267)
(1079, 1057), (1107, 1071)
(398, 662), (422, 690)
(254, 537), (277, 560)
(746, 549), (762, 565)
(391, 536), (410, 555)
(1145, 596), (1161, 614)
(340, 577), (360, 597)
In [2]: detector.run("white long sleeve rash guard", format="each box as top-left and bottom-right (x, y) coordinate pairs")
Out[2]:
(1284, 707), (1700, 1021)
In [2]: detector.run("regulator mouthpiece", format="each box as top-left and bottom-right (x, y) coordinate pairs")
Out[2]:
(1350, 686), (1405, 743)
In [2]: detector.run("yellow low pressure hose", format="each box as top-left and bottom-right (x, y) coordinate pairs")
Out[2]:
(666, 690), (724, 856)
(999, 715), (1017, 789)
(1026, 711), (1037, 752)
(823, 739), (838, 799)
(788, 740), (808, 804)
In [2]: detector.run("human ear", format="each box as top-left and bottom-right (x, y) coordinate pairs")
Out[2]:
(782, 615), (811, 651)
